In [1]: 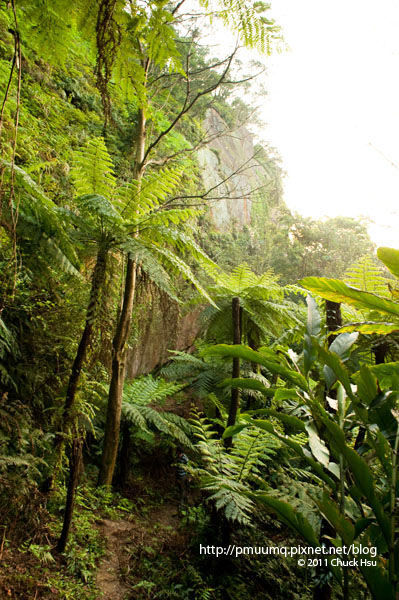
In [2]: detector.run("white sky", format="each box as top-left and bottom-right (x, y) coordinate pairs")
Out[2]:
(261, 0), (399, 247)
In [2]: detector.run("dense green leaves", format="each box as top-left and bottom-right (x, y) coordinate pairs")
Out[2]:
(301, 277), (399, 319)
(203, 344), (309, 390)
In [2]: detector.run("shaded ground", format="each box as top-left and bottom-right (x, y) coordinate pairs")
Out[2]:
(96, 519), (135, 600)
(96, 498), (188, 599)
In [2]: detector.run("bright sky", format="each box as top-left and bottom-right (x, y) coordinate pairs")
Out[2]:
(262, 0), (399, 247)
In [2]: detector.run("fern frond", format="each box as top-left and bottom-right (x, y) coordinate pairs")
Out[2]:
(71, 137), (116, 198)
(1, 161), (80, 275)
(344, 254), (391, 296)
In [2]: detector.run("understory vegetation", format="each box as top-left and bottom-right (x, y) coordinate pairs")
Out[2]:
(1, 1), (398, 599)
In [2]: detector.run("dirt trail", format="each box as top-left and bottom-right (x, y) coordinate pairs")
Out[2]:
(96, 518), (135, 600)
(96, 502), (183, 599)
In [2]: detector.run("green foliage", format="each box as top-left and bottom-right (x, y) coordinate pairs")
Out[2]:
(160, 350), (231, 399)
(378, 247), (399, 278)
(71, 136), (116, 197)
(1, 161), (80, 276)
(122, 375), (193, 448)
(202, 263), (299, 346)
(301, 276), (399, 319)
(214, 298), (399, 599)
(302, 248), (399, 339)
(199, 0), (281, 52)
(191, 407), (279, 524)
(344, 254), (390, 296)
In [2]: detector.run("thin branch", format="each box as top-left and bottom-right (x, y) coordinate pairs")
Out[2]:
(141, 44), (239, 166)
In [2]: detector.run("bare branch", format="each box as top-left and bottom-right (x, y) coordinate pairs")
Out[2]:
(141, 44), (239, 167)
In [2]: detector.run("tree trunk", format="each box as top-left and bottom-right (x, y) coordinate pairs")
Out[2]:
(97, 107), (146, 487)
(224, 296), (241, 448)
(62, 244), (108, 431)
(325, 300), (342, 342)
(355, 337), (388, 450)
(56, 436), (83, 553)
(114, 418), (131, 489)
(97, 255), (137, 486)
(44, 245), (108, 495)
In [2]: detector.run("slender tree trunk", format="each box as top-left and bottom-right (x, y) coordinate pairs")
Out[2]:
(115, 419), (131, 489)
(224, 296), (241, 448)
(62, 244), (108, 431)
(325, 300), (342, 342)
(43, 245), (108, 496)
(97, 106), (146, 487)
(56, 436), (83, 553)
(98, 256), (137, 486)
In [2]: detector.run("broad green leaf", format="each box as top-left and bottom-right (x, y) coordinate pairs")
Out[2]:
(377, 247), (399, 278)
(222, 377), (273, 396)
(355, 366), (378, 406)
(317, 408), (391, 545)
(274, 388), (300, 401)
(204, 345), (308, 391)
(367, 430), (393, 477)
(335, 322), (399, 335)
(328, 332), (359, 359)
(316, 344), (354, 398)
(300, 277), (399, 319)
(304, 296), (321, 375)
(306, 295), (322, 337)
(222, 423), (249, 439)
(248, 409), (306, 432)
(369, 392), (398, 438)
(305, 422), (330, 467)
(254, 494), (319, 546)
(314, 492), (354, 544)
(223, 379), (299, 403)
(368, 363), (399, 391)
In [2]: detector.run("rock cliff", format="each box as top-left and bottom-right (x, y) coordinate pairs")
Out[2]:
(197, 108), (264, 230)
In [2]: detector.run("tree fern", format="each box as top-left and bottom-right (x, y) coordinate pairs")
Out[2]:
(160, 350), (231, 399)
(202, 263), (299, 347)
(122, 375), (193, 448)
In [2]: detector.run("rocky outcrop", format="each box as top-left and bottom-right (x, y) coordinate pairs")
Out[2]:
(197, 108), (264, 230)
(126, 289), (202, 379)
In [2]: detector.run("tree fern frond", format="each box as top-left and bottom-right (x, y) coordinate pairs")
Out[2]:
(71, 137), (116, 198)
(344, 254), (391, 296)
(120, 239), (179, 302)
(1, 161), (80, 274)
(148, 244), (216, 307)
(124, 375), (183, 406)
(122, 402), (148, 431)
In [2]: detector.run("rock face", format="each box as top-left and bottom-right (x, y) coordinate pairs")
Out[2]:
(126, 110), (262, 377)
(197, 108), (263, 230)
(125, 297), (202, 379)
